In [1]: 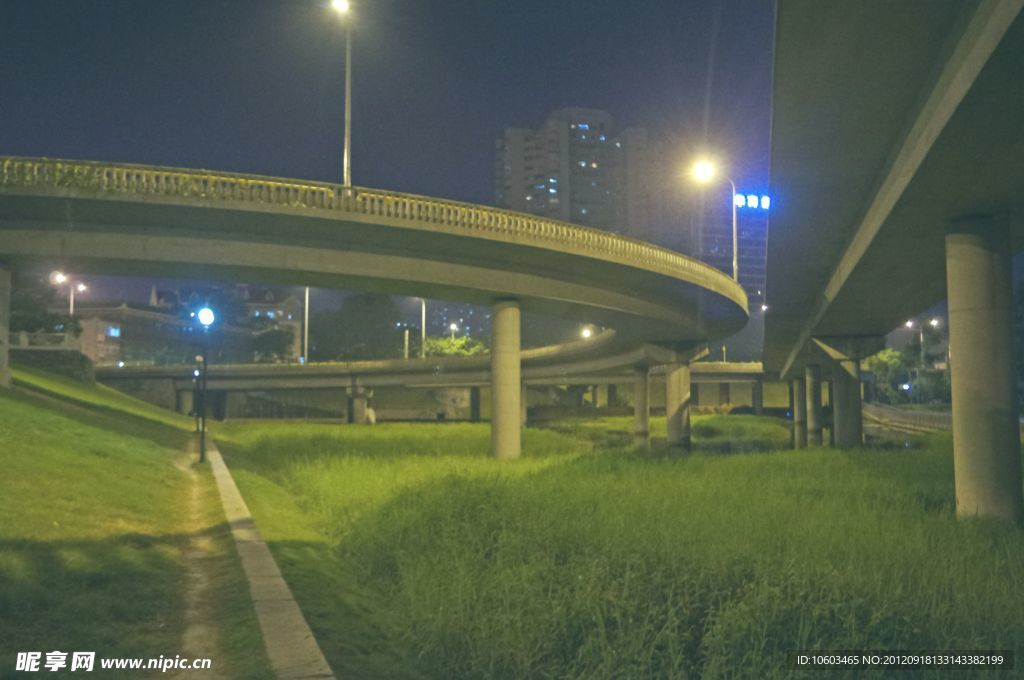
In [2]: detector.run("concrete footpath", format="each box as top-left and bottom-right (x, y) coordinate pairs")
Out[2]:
(203, 437), (336, 680)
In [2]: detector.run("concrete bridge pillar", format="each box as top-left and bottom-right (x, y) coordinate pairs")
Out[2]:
(665, 362), (691, 447)
(0, 264), (9, 388)
(792, 377), (807, 449)
(805, 365), (823, 446)
(347, 385), (368, 424)
(833, 360), (863, 447)
(946, 216), (1022, 521)
(491, 301), (521, 459)
(470, 386), (481, 422)
(607, 384), (618, 408)
(176, 389), (194, 416)
(752, 379), (764, 415)
(633, 367), (650, 448)
(521, 383), (528, 425)
(718, 382), (730, 406)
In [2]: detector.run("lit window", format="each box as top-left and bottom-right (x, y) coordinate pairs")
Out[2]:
(255, 311), (261, 317)
(599, 134), (606, 141)
(746, 194), (758, 207)
(578, 123), (590, 130)
(549, 187), (557, 194)
(549, 177), (557, 183)
(615, 142), (621, 148)
(578, 161), (587, 167)
(267, 311), (275, 319)
(525, 195), (533, 201)
(733, 194), (746, 207)
(287, 314), (293, 320)
(106, 325), (121, 338)
(760, 195), (771, 209)
(591, 162), (598, 168)
(580, 208), (589, 215)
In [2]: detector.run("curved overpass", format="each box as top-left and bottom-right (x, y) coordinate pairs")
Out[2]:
(0, 157), (748, 456)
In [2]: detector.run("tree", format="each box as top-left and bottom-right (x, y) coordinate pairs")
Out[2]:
(863, 348), (903, 404)
(10, 272), (80, 336)
(424, 335), (488, 357)
(252, 326), (295, 362)
(310, 293), (403, 361)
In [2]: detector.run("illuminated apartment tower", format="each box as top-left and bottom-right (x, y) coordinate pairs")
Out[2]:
(495, 108), (650, 236)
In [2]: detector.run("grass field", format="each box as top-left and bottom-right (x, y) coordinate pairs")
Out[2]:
(1, 369), (272, 678)
(215, 416), (1024, 679)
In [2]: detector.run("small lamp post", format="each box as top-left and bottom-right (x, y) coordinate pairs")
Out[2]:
(195, 306), (215, 463)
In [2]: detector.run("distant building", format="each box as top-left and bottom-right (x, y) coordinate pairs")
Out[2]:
(495, 108), (650, 235)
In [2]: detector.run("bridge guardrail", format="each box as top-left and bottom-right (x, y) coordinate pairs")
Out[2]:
(9, 332), (79, 350)
(0, 157), (746, 311)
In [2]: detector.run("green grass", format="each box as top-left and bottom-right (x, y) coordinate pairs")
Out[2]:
(544, 413), (792, 451)
(217, 417), (1024, 679)
(0, 372), (271, 678)
(12, 366), (193, 430)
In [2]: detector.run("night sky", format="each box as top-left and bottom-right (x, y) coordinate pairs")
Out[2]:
(1, 0), (775, 307)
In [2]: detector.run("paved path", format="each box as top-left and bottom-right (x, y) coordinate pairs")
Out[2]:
(204, 437), (336, 680)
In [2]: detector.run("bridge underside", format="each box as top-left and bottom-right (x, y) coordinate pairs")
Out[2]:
(766, 0), (1024, 520)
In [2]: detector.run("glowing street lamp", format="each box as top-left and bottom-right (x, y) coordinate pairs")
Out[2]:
(50, 271), (87, 315)
(689, 159), (738, 281)
(580, 326), (594, 339)
(449, 322), (458, 340)
(331, 0), (354, 187)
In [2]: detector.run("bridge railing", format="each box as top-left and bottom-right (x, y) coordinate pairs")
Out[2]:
(0, 157), (746, 309)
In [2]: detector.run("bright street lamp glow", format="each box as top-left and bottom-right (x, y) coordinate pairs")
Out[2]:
(197, 307), (216, 327)
(690, 160), (716, 184)
(52, 271), (67, 284)
(76, 283), (87, 292)
(760, 304), (769, 312)
(580, 327), (593, 339)
(331, 0), (350, 14)
(929, 318), (941, 327)
(449, 323), (458, 331)
(905, 320), (915, 328)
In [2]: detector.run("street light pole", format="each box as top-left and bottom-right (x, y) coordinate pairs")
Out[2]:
(727, 177), (738, 281)
(303, 286), (310, 361)
(689, 160), (739, 281)
(343, 19), (352, 187)
(420, 298), (426, 358)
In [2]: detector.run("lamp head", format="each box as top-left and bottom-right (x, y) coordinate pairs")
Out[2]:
(197, 307), (215, 327)
(690, 160), (716, 185)
(331, 0), (351, 14)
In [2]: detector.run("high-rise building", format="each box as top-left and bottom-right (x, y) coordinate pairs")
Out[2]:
(495, 108), (650, 235)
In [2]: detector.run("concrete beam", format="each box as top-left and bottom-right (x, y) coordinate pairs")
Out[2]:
(946, 215), (1023, 521)
(491, 301), (521, 459)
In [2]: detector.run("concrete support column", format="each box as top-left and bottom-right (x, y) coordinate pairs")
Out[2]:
(607, 384), (618, 408)
(718, 382), (730, 406)
(491, 301), (521, 459)
(176, 389), (194, 416)
(665, 362), (691, 447)
(521, 383), (528, 425)
(833, 359), (863, 447)
(805, 365), (823, 446)
(469, 386), (481, 422)
(946, 217), (1023, 521)
(0, 265), (9, 388)
(752, 380), (764, 415)
(347, 386), (368, 424)
(633, 367), (650, 448)
(792, 377), (807, 449)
